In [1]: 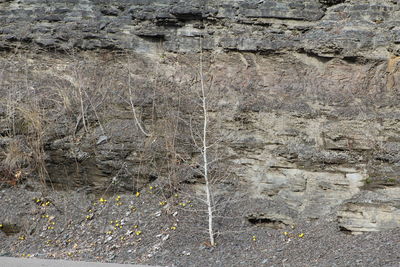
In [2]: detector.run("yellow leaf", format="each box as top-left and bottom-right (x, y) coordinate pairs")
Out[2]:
(15, 171), (22, 179)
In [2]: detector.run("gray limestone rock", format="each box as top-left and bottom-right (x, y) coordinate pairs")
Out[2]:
(0, 0), (397, 57)
(1, 0), (400, 234)
(337, 188), (400, 234)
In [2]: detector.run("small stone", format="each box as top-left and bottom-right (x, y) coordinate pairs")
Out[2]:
(96, 135), (108, 145)
(182, 250), (191, 256)
(104, 236), (113, 243)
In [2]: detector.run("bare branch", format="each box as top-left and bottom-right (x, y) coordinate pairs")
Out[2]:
(127, 58), (151, 137)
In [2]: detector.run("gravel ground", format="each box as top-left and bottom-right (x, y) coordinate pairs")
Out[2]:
(0, 182), (399, 267)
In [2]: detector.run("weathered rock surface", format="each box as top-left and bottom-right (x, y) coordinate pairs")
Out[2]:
(338, 187), (400, 233)
(0, 0), (399, 58)
(1, 0), (400, 234)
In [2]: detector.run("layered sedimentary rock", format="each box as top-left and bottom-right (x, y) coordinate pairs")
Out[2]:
(0, 0), (399, 57)
(1, 0), (400, 233)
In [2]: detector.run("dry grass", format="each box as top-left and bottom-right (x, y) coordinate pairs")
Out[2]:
(3, 139), (30, 171)
(0, 101), (48, 185)
(0, 50), (226, 194)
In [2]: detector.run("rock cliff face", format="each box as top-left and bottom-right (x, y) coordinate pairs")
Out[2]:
(1, 0), (400, 234)
(1, 0), (400, 56)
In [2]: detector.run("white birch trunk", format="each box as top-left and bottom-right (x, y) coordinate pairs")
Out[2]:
(200, 47), (215, 246)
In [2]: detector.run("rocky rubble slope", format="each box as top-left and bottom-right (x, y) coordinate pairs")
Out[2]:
(1, 185), (400, 266)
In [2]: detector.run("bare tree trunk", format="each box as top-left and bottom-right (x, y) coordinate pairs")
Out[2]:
(200, 45), (215, 246)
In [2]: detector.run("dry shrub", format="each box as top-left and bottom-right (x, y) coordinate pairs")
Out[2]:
(0, 165), (22, 187)
(3, 139), (31, 170)
(0, 138), (29, 187)
(16, 105), (48, 185)
(0, 100), (48, 185)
